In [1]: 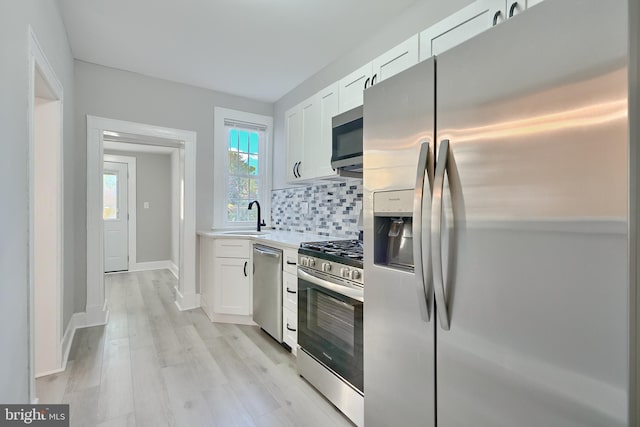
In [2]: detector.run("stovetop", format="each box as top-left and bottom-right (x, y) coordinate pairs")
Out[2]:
(299, 240), (363, 268)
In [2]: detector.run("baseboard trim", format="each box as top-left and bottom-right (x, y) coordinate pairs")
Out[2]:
(174, 286), (200, 311)
(206, 312), (257, 326)
(35, 367), (65, 379)
(133, 260), (173, 272)
(84, 300), (110, 327)
(60, 312), (83, 371)
(169, 261), (179, 279)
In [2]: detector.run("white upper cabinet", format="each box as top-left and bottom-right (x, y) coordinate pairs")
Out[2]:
(285, 105), (303, 182)
(298, 96), (319, 180)
(420, 0), (505, 59)
(339, 35), (419, 114)
(339, 62), (373, 113)
(285, 83), (340, 183)
(313, 82), (340, 178)
(419, 0), (542, 60)
(372, 35), (419, 84)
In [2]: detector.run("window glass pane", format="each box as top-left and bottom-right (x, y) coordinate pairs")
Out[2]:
(228, 129), (238, 151)
(103, 173), (118, 220)
(249, 132), (259, 154)
(224, 123), (265, 224)
(227, 200), (238, 222)
(238, 152), (250, 174)
(249, 178), (259, 200)
(248, 155), (258, 175)
(228, 151), (240, 174)
(238, 203), (250, 222)
(239, 130), (249, 153)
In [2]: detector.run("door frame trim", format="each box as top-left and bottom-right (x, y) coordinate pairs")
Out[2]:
(87, 116), (199, 319)
(103, 155), (137, 271)
(27, 26), (64, 402)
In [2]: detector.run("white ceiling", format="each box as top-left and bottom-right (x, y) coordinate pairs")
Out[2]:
(59, 0), (420, 102)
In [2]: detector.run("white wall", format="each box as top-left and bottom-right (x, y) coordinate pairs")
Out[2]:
(74, 60), (273, 308)
(272, 0), (474, 189)
(0, 0), (76, 403)
(105, 150), (173, 263)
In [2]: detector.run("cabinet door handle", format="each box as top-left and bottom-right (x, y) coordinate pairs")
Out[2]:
(292, 162), (298, 178)
(492, 10), (501, 26)
(364, 77), (370, 89)
(286, 323), (297, 332)
(286, 260), (297, 265)
(371, 74), (377, 85)
(295, 161), (302, 178)
(243, 261), (248, 277)
(508, 1), (518, 17)
(286, 287), (297, 294)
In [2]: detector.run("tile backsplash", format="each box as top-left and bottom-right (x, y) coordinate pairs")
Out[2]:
(271, 180), (363, 239)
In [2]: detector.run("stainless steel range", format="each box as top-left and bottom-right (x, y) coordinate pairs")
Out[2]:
(297, 240), (364, 427)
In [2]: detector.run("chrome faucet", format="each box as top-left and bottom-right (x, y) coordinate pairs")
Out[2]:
(248, 200), (267, 232)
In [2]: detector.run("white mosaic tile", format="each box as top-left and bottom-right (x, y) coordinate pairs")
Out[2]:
(271, 179), (363, 238)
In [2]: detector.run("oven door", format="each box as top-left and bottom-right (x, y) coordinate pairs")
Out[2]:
(297, 267), (364, 393)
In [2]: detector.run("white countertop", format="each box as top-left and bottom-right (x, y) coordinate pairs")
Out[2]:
(197, 229), (337, 249)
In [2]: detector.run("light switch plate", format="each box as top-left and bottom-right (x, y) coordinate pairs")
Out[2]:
(144, 202), (149, 209)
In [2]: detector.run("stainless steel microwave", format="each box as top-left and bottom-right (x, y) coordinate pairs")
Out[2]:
(331, 106), (363, 171)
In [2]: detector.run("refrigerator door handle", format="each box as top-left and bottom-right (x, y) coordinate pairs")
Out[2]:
(432, 139), (451, 330)
(413, 140), (432, 322)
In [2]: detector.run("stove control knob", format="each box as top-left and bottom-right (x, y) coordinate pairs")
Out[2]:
(300, 257), (308, 267)
(351, 270), (361, 280)
(308, 258), (316, 268)
(321, 262), (332, 273)
(341, 268), (351, 279)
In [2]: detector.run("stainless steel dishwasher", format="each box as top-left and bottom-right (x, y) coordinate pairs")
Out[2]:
(252, 244), (283, 342)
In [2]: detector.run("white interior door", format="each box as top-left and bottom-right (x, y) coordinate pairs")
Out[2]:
(103, 161), (128, 272)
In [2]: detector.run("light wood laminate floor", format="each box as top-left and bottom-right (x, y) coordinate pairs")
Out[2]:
(36, 269), (354, 427)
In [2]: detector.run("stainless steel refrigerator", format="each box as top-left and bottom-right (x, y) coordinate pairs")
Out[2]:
(363, 1), (630, 426)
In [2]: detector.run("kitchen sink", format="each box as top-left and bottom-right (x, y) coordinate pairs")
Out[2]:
(220, 230), (270, 236)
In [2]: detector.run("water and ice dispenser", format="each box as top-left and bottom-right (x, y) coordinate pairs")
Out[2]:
(373, 189), (415, 271)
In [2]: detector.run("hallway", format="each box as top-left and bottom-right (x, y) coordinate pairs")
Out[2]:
(36, 270), (353, 427)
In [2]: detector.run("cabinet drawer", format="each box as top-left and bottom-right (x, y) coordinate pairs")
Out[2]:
(283, 248), (298, 275)
(283, 306), (298, 355)
(283, 272), (298, 311)
(214, 238), (250, 258)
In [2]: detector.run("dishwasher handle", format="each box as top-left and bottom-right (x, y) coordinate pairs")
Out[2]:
(254, 247), (281, 258)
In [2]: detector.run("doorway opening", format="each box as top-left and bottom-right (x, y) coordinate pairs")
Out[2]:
(103, 142), (180, 277)
(28, 28), (64, 402)
(86, 117), (198, 323)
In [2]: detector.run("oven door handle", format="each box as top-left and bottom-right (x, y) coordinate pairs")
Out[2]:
(298, 268), (364, 302)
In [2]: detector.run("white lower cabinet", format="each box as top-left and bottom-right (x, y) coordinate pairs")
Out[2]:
(213, 257), (251, 315)
(283, 306), (298, 355)
(200, 237), (253, 323)
(283, 271), (298, 308)
(283, 253), (299, 355)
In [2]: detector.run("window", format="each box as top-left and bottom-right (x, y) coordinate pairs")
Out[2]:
(103, 172), (118, 220)
(214, 108), (273, 228)
(226, 125), (264, 222)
